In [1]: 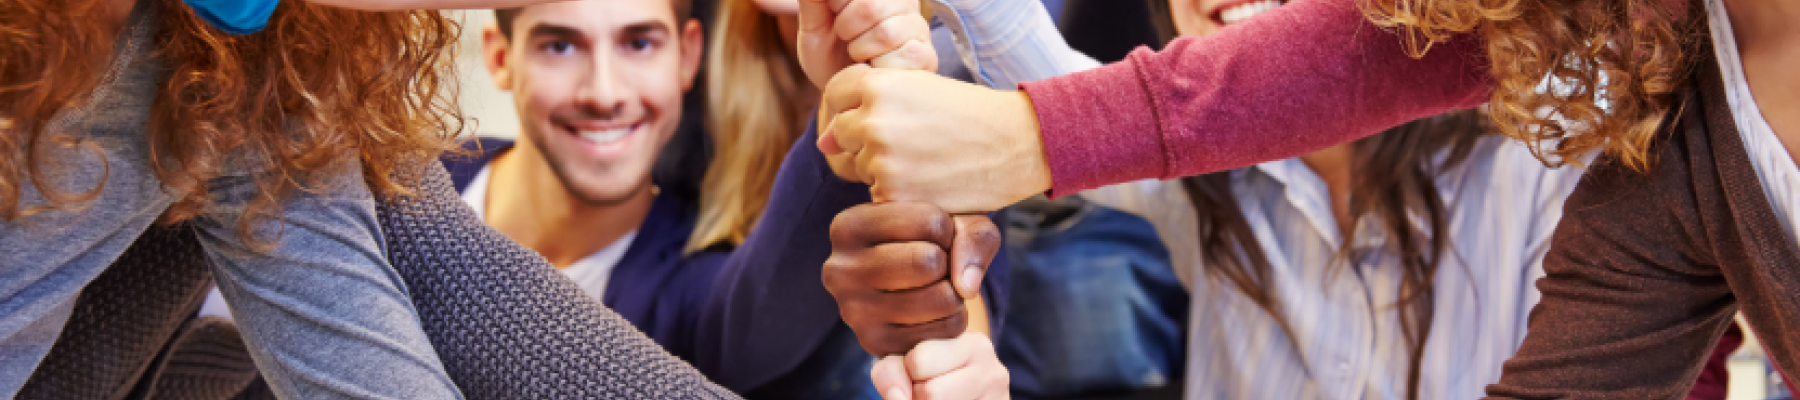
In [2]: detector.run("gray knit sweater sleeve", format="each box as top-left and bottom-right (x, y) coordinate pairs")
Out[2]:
(375, 161), (740, 399)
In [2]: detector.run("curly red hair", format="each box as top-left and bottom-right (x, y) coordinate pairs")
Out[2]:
(1, 0), (463, 244)
(1361, 0), (1705, 170)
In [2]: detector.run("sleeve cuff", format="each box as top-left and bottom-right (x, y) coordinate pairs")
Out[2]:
(1019, 52), (1168, 198)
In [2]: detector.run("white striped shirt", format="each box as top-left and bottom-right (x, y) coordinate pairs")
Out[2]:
(926, 1), (1585, 398)
(1709, 0), (1800, 256)
(1186, 141), (1583, 400)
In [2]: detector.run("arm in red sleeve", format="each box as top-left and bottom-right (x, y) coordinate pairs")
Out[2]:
(1018, 0), (1494, 196)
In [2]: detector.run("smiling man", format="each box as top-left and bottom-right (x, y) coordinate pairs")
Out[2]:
(456, 0), (701, 286)
(438, 1), (931, 399)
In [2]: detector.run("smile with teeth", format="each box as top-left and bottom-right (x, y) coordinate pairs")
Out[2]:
(572, 123), (637, 144)
(1219, 0), (1282, 25)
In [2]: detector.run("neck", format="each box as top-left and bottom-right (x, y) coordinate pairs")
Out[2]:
(1723, 0), (1800, 167)
(1298, 144), (1356, 239)
(483, 141), (655, 268)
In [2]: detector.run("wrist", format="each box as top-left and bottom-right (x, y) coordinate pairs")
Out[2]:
(1012, 91), (1052, 198)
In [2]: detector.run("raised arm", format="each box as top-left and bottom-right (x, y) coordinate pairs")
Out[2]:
(687, 124), (1010, 394)
(818, 0), (1493, 212)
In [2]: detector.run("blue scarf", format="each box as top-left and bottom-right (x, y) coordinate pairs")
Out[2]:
(184, 0), (280, 34)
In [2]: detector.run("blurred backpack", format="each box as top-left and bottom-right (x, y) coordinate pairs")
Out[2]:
(995, 195), (1187, 400)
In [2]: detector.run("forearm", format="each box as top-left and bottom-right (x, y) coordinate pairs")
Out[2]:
(376, 162), (739, 400)
(694, 124), (874, 392)
(964, 296), (990, 335)
(199, 164), (464, 400)
(1020, 0), (1493, 195)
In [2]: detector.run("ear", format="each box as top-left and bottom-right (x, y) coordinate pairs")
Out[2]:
(481, 25), (515, 92)
(678, 19), (704, 92)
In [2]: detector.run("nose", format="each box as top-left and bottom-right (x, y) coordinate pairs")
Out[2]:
(572, 49), (635, 120)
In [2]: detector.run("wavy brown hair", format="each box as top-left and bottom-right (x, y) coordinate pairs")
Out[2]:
(1359, 0), (1705, 171)
(1184, 109), (1487, 400)
(1, 0), (462, 243)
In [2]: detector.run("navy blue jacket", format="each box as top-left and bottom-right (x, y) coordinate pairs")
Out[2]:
(441, 129), (1009, 399)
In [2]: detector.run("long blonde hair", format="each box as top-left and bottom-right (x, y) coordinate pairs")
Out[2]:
(1, 0), (462, 243)
(688, 0), (810, 253)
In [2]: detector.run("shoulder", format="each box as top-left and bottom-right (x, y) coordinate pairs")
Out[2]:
(1549, 99), (1713, 265)
(440, 138), (514, 193)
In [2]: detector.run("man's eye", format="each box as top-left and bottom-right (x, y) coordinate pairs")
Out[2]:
(628, 38), (655, 52)
(543, 40), (576, 55)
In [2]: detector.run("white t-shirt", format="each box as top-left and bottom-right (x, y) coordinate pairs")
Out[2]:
(1708, 0), (1800, 252)
(462, 165), (637, 300)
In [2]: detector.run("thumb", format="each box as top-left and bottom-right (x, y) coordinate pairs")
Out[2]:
(948, 214), (1001, 299)
(871, 356), (913, 400)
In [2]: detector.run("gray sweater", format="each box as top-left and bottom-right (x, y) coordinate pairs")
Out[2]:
(0, 3), (463, 399)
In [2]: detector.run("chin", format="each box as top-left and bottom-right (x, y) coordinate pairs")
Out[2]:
(570, 177), (653, 207)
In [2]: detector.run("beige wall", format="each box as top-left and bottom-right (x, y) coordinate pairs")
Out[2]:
(447, 10), (519, 138)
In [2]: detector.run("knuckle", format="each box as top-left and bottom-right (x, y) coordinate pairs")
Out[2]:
(868, 161), (901, 187)
(965, 217), (1002, 247)
(821, 257), (856, 291)
(905, 244), (945, 270)
(874, 19), (909, 48)
(923, 211), (954, 241)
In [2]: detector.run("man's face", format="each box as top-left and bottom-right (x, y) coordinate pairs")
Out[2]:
(482, 0), (703, 205)
(1170, 0), (1285, 37)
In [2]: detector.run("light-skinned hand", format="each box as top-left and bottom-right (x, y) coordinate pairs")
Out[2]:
(797, 0), (938, 89)
(871, 333), (1010, 400)
(817, 65), (1052, 213)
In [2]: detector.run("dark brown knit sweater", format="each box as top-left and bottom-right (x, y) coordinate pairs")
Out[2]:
(1486, 46), (1800, 399)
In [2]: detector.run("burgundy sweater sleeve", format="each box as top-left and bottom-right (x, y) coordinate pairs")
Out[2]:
(1018, 0), (1493, 195)
(1683, 323), (1742, 400)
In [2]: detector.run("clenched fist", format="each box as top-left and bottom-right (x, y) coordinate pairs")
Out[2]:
(823, 202), (1000, 356)
(797, 0), (938, 89)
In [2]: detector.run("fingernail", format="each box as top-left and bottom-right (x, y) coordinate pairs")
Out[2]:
(961, 267), (982, 295)
(886, 387), (908, 400)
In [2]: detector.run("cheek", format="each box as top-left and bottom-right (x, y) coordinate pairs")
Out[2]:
(1174, 0), (1220, 36)
(520, 65), (581, 111)
(643, 78), (685, 142)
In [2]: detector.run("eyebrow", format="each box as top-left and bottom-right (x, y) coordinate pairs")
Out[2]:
(618, 20), (671, 37)
(523, 24), (584, 40)
(523, 20), (672, 41)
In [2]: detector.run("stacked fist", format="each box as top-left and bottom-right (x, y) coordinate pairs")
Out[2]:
(823, 202), (1009, 400)
(797, 1), (1010, 399)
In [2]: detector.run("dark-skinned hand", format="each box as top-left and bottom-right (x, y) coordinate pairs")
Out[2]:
(823, 201), (1001, 357)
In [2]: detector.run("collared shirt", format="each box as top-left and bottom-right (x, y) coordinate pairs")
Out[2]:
(1185, 139), (1581, 400)
(927, 2), (1583, 398)
(1708, 0), (1800, 253)
(461, 164), (638, 300)
(1097, 140), (1583, 400)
